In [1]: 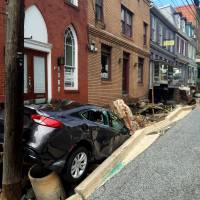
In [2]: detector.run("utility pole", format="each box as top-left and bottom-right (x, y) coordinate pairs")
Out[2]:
(1, 0), (24, 200)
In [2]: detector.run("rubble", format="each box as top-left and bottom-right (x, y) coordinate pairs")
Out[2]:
(112, 99), (134, 132)
(112, 99), (176, 132)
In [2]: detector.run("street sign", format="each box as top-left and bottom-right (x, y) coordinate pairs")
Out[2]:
(163, 40), (175, 46)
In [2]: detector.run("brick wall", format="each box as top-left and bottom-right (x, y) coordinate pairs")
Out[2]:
(88, 0), (150, 106)
(88, 38), (123, 106)
(26, 0), (88, 103)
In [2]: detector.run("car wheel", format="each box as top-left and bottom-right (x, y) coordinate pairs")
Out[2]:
(63, 147), (89, 183)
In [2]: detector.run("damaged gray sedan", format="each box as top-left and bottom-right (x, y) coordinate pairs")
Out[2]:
(0, 101), (130, 182)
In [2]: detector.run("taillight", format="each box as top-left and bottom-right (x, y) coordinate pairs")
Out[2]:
(31, 114), (62, 128)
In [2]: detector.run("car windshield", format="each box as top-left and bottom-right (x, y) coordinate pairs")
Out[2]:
(38, 100), (83, 112)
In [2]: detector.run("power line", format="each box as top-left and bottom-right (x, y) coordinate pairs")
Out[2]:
(171, 0), (199, 25)
(183, 0), (200, 26)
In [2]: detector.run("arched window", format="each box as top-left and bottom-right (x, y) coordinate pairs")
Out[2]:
(64, 26), (78, 90)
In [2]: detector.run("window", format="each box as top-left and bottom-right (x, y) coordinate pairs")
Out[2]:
(121, 6), (133, 37)
(82, 110), (109, 126)
(158, 23), (163, 46)
(151, 15), (157, 42)
(66, 0), (78, 6)
(138, 57), (144, 83)
(180, 39), (184, 55)
(64, 26), (78, 90)
(176, 36), (180, 54)
(169, 31), (174, 53)
(193, 46), (196, 60)
(198, 68), (200, 79)
(143, 22), (148, 46)
(160, 64), (168, 82)
(166, 30), (170, 51)
(188, 43), (192, 59)
(181, 19), (186, 33)
(95, 0), (103, 21)
(101, 44), (111, 80)
(154, 61), (160, 82)
(109, 113), (124, 131)
(175, 14), (181, 29)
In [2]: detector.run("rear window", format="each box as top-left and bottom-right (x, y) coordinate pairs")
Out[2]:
(39, 100), (83, 112)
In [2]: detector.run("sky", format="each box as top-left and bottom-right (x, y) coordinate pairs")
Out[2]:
(153, 0), (194, 7)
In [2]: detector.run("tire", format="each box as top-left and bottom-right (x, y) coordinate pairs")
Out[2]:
(63, 146), (89, 183)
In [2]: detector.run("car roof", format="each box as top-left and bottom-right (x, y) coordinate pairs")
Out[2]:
(26, 100), (108, 114)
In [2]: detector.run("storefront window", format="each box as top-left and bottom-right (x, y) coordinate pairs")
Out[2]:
(168, 65), (173, 81)
(160, 64), (168, 82)
(154, 61), (159, 82)
(173, 67), (182, 80)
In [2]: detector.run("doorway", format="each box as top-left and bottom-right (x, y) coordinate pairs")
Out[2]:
(122, 52), (130, 95)
(24, 49), (47, 104)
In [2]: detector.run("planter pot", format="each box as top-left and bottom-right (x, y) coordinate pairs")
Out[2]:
(28, 165), (66, 200)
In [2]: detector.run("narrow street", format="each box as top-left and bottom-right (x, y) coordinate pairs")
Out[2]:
(88, 107), (200, 200)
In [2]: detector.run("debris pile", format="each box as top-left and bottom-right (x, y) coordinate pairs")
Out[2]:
(112, 99), (175, 132)
(112, 99), (134, 132)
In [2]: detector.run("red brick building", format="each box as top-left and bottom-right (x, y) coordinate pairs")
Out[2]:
(0, 0), (88, 104)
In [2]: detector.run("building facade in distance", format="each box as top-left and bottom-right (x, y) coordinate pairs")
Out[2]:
(88, 0), (151, 106)
(150, 5), (197, 103)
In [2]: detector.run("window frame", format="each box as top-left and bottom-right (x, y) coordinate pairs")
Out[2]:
(101, 44), (112, 81)
(108, 112), (125, 131)
(151, 14), (157, 42)
(138, 57), (144, 84)
(121, 5), (133, 38)
(95, 0), (103, 22)
(81, 109), (109, 126)
(158, 22), (163, 46)
(64, 26), (78, 91)
(65, 0), (78, 7)
(143, 22), (148, 46)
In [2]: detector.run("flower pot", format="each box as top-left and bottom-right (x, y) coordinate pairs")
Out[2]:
(28, 165), (66, 200)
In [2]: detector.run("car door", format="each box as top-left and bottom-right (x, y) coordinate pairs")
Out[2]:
(108, 111), (130, 151)
(81, 109), (115, 159)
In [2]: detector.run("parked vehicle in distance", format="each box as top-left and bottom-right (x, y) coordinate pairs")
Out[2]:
(0, 100), (130, 182)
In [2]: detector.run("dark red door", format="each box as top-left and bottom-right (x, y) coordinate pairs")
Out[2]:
(122, 52), (130, 95)
(24, 49), (47, 103)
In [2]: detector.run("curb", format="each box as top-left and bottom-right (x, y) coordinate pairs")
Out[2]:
(67, 105), (194, 200)
(66, 194), (82, 200)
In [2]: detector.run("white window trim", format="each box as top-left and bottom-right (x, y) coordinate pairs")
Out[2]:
(64, 25), (78, 91)
(24, 39), (53, 102)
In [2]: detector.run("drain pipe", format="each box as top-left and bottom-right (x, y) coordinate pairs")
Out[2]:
(29, 165), (66, 200)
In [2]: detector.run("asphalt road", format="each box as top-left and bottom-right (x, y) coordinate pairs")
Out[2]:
(88, 107), (200, 200)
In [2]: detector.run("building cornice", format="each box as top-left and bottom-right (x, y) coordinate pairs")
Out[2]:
(24, 39), (53, 52)
(151, 42), (176, 59)
(88, 25), (150, 57)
